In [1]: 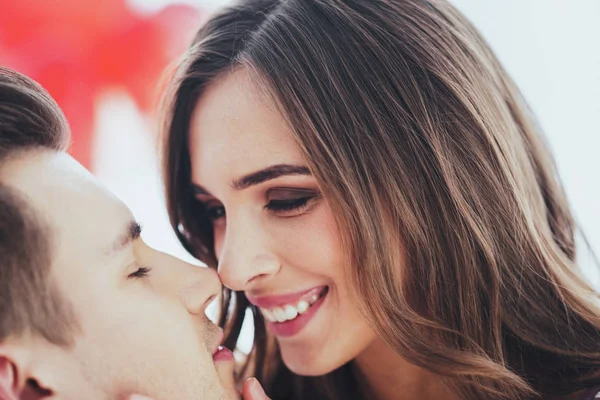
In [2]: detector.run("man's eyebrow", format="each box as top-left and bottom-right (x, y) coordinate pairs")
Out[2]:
(106, 220), (142, 255)
(191, 164), (312, 196)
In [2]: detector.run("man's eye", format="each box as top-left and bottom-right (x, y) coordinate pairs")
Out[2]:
(128, 266), (152, 279)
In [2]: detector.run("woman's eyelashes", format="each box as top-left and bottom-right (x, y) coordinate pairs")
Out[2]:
(265, 188), (321, 217)
(265, 197), (310, 212)
(199, 188), (321, 221)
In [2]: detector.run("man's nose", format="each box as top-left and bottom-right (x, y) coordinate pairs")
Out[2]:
(172, 260), (221, 316)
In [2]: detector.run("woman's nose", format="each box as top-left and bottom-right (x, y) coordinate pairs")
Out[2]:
(216, 222), (280, 292)
(219, 253), (280, 292)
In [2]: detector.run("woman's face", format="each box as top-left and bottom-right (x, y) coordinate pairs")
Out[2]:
(188, 69), (377, 375)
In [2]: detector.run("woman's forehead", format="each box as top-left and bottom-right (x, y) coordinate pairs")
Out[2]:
(188, 71), (304, 192)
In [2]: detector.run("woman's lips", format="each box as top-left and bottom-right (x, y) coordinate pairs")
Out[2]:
(263, 290), (328, 337)
(246, 286), (329, 338)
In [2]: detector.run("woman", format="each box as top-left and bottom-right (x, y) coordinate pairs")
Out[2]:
(160, 0), (600, 399)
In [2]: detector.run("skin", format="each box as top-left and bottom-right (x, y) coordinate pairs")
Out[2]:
(0, 150), (237, 400)
(188, 69), (379, 376)
(188, 69), (453, 400)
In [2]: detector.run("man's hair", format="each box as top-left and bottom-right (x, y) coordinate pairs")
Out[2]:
(0, 67), (78, 346)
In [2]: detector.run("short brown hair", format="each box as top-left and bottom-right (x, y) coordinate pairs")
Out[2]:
(0, 67), (78, 346)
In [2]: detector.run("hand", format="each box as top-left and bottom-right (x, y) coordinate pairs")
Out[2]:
(242, 378), (271, 400)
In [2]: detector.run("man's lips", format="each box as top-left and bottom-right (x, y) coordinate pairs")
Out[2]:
(212, 329), (224, 356)
(245, 286), (327, 309)
(211, 329), (233, 362)
(212, 346), (234, 362)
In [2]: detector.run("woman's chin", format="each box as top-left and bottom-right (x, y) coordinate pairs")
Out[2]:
(282, 356), (340, 376)
(279, 344), (345, 376)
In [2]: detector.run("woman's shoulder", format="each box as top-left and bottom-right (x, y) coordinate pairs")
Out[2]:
(546, 387), (600, 400)
(578, 387), (600, 400)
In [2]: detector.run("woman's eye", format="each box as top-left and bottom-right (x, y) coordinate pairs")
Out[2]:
(265, 197), (311, 212)
(265, 188), (321, 216)
(206, 205), (225, 221)
(128, 266), (152, 279)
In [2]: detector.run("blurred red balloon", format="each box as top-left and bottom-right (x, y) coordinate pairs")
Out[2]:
(0, 0), (202, 168)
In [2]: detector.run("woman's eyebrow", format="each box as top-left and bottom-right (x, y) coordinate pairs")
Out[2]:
(232, 164), (311, 190)
(192, 164), (311, 196)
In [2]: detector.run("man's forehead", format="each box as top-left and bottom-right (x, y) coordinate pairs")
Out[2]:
(3, 151), (99, 194)
(1, 150), (133, 256)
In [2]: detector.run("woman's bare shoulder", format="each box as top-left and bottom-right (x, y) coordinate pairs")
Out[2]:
(545, 386), (600, 400)
(580, 387), (600, 400)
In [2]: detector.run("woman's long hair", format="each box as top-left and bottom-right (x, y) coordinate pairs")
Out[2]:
(161, 1), (600, 398)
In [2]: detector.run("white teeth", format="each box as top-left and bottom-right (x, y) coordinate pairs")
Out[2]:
(262, 308), (276, 322)
(284, 305), (298, 320)
(273, 307), (286, 322)
(259, 288), (328, 323)
(296, 300), (309, 314)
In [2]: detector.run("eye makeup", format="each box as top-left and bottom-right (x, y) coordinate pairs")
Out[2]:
(265, 187), (321, 217)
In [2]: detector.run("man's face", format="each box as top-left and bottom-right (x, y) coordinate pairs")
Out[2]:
(2, 151), (232, 399)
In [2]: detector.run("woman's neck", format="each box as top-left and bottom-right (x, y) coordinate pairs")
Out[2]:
(352, 338), (455, 400)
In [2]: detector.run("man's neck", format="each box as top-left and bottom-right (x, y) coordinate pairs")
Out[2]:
(352, 338), (455, 400)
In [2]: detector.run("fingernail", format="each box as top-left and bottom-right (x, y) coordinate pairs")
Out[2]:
(249, 378), (267, 399)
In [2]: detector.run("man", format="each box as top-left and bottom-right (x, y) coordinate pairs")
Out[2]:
(0, 67), (268, 399)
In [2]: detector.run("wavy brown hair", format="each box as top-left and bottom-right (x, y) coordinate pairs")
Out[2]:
(161, 1), (600, 399)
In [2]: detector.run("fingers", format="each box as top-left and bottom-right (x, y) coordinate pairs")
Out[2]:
(126, 396), (153, 400)
(242, 378), (270, 400)
(213, 346), (237, 398)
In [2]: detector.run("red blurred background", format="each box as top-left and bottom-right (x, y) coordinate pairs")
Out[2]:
(0, 0), (203, 168)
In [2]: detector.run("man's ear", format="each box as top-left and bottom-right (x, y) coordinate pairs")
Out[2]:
(0, 344), (53, 400)
(0, 351), (18, 400)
